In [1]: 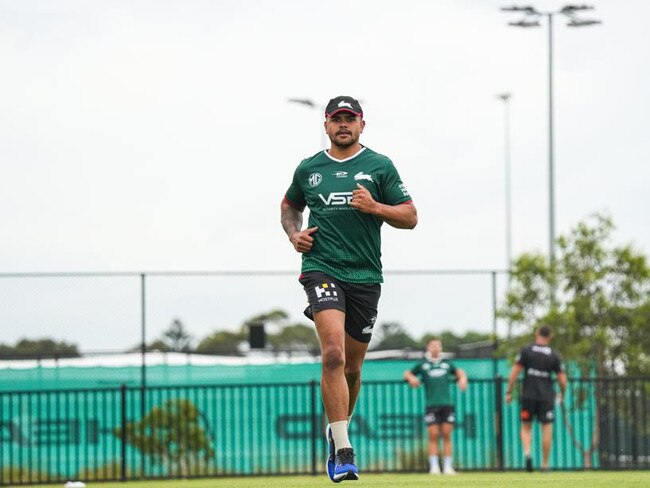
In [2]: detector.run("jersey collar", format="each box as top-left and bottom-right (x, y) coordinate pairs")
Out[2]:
(425, 352), (442, 364)
(323, 146), (366, 163)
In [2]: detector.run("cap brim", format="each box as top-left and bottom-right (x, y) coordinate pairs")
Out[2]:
(326, 108), (363, 117)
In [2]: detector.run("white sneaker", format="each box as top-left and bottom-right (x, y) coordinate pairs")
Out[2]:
(443, 466), (457, 475)
(429, 464), (441, 475)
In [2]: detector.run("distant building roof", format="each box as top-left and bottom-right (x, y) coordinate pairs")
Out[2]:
(0, 351), (320, 370)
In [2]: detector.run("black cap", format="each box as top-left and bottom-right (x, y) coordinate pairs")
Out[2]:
(325, 96), (363, 117)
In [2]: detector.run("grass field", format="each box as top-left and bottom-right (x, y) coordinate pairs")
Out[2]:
(9, 472), (650, 488)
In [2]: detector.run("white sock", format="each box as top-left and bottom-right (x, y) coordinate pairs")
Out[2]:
(429, 455), (439, 469)
(330, 420), (352, 450)
(443, 456), (453, 470)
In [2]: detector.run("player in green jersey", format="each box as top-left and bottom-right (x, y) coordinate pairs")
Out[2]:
(404, 338), (467, 475)
(281, 96), (417, 482)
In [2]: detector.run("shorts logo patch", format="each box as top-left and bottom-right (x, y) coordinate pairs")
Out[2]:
(315, 283), (338, 301)
(361, 315), (377, 335)
(546, 410), (555, 420)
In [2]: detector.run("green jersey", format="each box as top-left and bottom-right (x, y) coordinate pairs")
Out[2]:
(410, 357), (458, 407)
(284, 146), (412, 283)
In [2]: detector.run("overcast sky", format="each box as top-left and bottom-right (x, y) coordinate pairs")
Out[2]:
(1, 0), (648, 350)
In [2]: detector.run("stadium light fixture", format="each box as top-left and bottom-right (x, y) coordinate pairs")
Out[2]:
(500, 4), (601, 291)
(287, 98), (318, 109)
(288, 97), (328, 148)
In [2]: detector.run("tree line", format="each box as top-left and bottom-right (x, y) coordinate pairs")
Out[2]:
(2, 213), (648, 374)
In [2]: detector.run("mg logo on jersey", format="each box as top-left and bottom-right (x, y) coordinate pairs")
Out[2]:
(308, 173), (322, 187)
(315, 283), (338, 300)
(318, 192), (353, 206)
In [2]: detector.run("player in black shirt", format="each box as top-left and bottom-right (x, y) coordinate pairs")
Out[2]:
(506, 325), (567, 472)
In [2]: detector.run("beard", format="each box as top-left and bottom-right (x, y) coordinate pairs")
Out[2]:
(329, 132), (359, 149)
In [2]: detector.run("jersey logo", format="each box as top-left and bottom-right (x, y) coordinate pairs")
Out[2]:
(427, 369), (448, 378)
(333, 171), (348, 178)
(338, 101), (353, 109)
(308, 173), (322, 187)
(318, 192), (353, 205)
(354, 172), (373, 182)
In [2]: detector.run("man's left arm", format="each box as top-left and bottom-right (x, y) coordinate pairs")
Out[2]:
(351, 184), (418, 229)
(454, 368), (468, 392)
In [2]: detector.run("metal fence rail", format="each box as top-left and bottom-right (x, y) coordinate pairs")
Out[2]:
(1, 376), (648, 484)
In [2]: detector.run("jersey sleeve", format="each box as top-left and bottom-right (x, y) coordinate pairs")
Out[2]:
(447, 362), (457, 375)
(410, 362), (423, 377)
(379, 158), (413, 206)
(554, 352), (565, 374)
(515, 347), (527, 366)
(284, 165), (306, 210)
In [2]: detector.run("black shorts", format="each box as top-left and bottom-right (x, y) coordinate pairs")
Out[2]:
(521, 398), (556, 424)
(425, 406), (456, 425)
(299, 271), (381, 344)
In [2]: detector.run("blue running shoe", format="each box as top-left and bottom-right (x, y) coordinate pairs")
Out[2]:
(333, 447), (359, 482)
(326, 424), (340, 482)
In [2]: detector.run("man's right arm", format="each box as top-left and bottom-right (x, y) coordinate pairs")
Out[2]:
(403, 369), (420, 388)
(280, 198), (317, 253)
(505, 363), (523, 404)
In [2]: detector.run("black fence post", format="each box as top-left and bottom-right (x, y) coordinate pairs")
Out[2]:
(310, 379), (318, 476)
(120, 384), (128, 482)
(631, 380), (638, 467)
(495, 375), (504, 470)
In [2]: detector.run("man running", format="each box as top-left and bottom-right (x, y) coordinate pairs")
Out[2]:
(281, 95), (417, 482)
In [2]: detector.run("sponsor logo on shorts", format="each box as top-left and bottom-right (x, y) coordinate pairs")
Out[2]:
(315, 283), (338, 302)
(362, 315), (377, 335)
(545, 410), (555, 421)
(308, 173), (322, 187)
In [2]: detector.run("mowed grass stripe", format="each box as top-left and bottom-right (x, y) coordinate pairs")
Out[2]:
(7, 471), (650, 488)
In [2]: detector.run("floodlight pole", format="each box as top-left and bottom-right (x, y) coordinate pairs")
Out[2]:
(496, 93), (513, 275)
(501, 5), (601, 303)
(547, 12), (556, 278)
